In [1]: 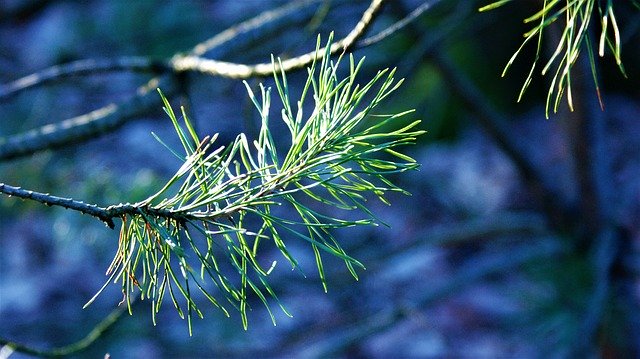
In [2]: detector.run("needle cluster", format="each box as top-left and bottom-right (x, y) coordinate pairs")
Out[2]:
(86, 37), (423, 332)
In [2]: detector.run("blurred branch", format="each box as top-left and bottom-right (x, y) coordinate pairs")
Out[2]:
(0, 77), (175, 161)
(0, 57), (169, 101)
(356, 0), (441, 48)
(170, 0), (385, 78)
(0, 301), (131, 358)
(285, 238), (568, 357)
(0, 0), (384, 161)
(189, 0), (321, 57)
(0, 0), (321, 101)
(432, 53), (574, 229)
(424, 212), (548, 247)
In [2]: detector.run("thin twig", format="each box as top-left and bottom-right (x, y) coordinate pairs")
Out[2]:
(189, 0), (322, 57)
(0, 57), (169, 101)
(0, 0), (321, 101)
(170, 0), (385, 78)
(0, 300), (131, 358)
(356, 0), (441, 48)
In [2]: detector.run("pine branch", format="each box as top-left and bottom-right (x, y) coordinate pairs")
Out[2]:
(2, 39), (423, 332)
(0, 183), (118, 228)
(480, 0), (631, 117)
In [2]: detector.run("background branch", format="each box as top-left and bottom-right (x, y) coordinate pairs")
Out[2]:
(170, 0), (385, 78)
(0, 0), (383, 161)
(0, 0), (321, 101)
(0, 299), (131, 358)
(0, 77), (175, 161)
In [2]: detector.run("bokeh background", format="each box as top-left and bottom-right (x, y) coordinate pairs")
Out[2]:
(1, 0), (639, 357)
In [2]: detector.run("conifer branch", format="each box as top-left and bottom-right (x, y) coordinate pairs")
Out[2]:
(480, 0), (631, 117)
(1, 38), (423, 332)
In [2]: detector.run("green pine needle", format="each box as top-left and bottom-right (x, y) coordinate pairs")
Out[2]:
(481, 0), (629, 118)
(89, 35), (423, 332)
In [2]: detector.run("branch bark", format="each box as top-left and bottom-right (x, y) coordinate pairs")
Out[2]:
(0, 182), (226, 229)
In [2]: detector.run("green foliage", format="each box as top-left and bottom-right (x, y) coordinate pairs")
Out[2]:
(85, 37), (423, 332)
(480, 0), (628, 118)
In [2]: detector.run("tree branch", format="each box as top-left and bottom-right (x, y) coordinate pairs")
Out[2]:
(170, 0), (385, 78)
(0, 182), (118, 228)
(356, 0), (441, 48)
(0, 0), (321, 101)
(0, 182), (229, 229)
(0, 57), (169, 101)
(0, 299), (131, 358)
(0, 0), (385, 161)
(0, 77), (176, 161)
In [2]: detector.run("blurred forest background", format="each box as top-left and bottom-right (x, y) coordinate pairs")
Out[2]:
(1, 0), (639, 357)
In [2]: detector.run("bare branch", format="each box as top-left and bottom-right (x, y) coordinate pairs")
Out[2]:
(189, 0), (322, 57)
(0, 0), (385, 161)
(170, 0), (385, 78)
(357, 0), (441, 48)
(0, 77), (176, 161)
(0, 0), (321, 101)
(0, 299), (133, 358)
(0, 57), (169, 101)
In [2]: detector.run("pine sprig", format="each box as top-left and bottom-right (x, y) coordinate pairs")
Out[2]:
(480, 0), (629, 118)
(86, 36), (424, 332)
